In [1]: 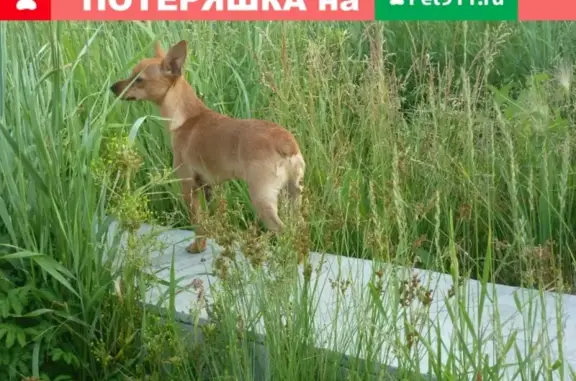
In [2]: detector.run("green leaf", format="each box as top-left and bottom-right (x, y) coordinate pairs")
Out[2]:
(550, 359), (562, 371)
(32, 341), (40, 378)
(31, 256), (79, 298)
(128, 116), (148, 144)
(0, 250), (42, 260)
(5, 330), (15, 349)
(16, 330), (26, 347)
(8, 290), (23, 315)
(0, 302), (8, 318)
(51, 348), (62, 362)
(54, 375), (74, 381)
(0, 121), (50, 196)
(0, 196), (16, 244)
(10, 308), (54, 318)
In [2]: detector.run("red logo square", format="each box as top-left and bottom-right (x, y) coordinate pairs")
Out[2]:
(0, 0), (51, 21)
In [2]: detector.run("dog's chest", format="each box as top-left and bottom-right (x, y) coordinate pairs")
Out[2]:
(168, 110), (188, 132)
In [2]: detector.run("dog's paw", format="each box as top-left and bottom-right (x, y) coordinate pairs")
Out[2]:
(186, 240), (206, 254)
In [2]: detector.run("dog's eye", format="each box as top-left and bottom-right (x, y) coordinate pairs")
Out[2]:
(135, 77), (143, 83)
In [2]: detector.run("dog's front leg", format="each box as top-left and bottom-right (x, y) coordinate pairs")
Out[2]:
(175, 159), (207, 254)
(186, 185), (207, 254)
(181, 179), (207, 254)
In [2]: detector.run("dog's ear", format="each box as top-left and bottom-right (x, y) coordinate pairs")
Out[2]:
(154, 41), (165, 58)
(161, 40), (187, 77)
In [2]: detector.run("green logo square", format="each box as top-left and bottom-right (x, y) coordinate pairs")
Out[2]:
(375, 0), (518, 20)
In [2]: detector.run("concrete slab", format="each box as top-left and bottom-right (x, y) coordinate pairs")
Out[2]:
(105, 220), (576, 380)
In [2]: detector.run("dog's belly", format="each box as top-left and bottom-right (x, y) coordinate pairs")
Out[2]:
(181, 147), (243, 185)
(187, 163), (236, 186)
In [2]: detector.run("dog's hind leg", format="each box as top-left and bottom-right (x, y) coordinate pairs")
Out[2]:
(248, 180), (284, 233)
(202, 184), (213, 205)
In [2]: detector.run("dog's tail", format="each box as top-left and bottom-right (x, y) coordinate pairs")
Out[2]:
(271, 128), (305, 202)
(273, 128), (301, 158)
(285, 153), (305, 204)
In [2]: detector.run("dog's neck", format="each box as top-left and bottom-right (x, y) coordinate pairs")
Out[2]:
(159, 77), (206, 131)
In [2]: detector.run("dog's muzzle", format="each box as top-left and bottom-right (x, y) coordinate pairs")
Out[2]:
(110, 83), (120, 95)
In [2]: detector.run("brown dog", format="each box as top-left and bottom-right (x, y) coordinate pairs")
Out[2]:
(110, 40), (306, 253)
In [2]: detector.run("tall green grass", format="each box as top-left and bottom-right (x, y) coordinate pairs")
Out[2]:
(0, 20), (575, 381)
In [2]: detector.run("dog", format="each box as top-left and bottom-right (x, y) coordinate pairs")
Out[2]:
(110, 40), (306, 254)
